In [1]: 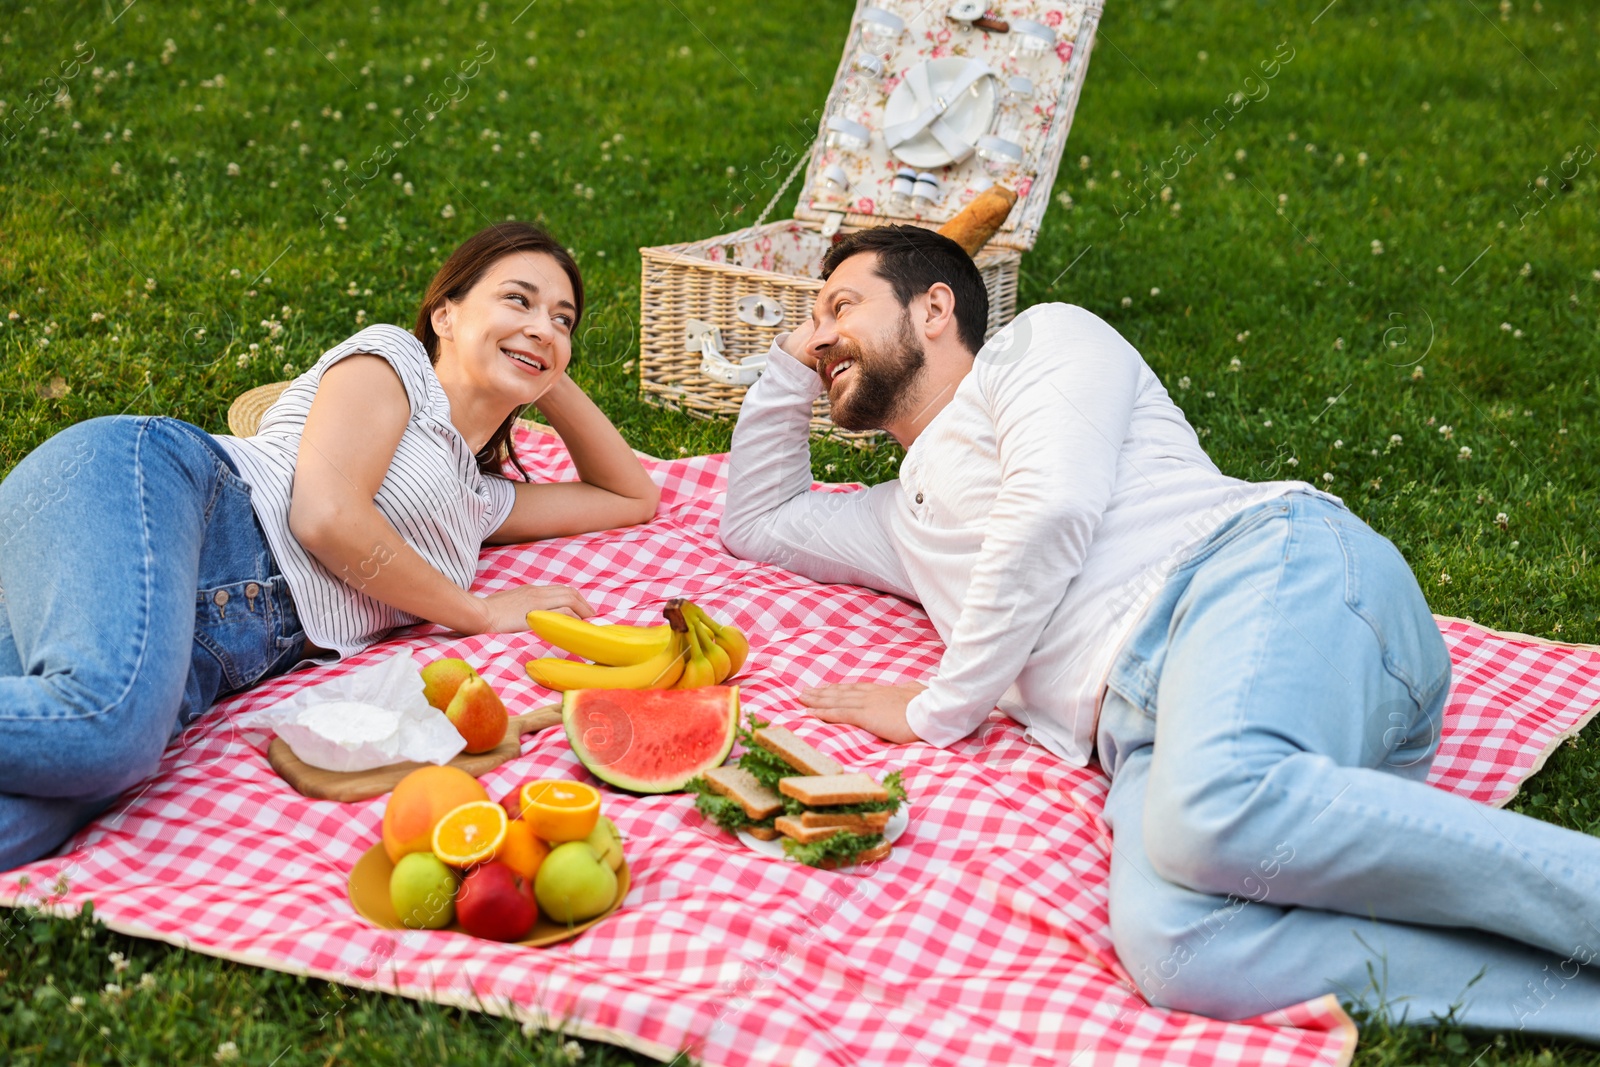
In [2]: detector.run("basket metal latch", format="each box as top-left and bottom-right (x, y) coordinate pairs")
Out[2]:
(687, 319), (767, 387)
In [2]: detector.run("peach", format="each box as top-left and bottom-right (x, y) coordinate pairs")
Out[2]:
(381, 765), (490, 864)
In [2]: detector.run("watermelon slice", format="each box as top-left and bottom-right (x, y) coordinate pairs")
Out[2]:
(562, 686), (739, 794)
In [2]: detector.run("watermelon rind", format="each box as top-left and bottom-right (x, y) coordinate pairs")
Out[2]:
(562, 686), (739, 794)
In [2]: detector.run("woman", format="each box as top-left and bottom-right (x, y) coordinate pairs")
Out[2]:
(0, 222), (659, 869)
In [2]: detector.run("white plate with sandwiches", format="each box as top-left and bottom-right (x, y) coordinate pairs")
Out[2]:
(698, 723), (909, 868)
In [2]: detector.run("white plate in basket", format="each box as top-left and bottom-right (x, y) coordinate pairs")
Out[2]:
(883, 57), (999, 169)
(737, 804), (910, 861)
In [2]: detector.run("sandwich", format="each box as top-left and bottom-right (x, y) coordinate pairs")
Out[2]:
(689, 715), (907, 868)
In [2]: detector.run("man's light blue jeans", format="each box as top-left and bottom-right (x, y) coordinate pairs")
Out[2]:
(0, 416), (308, 870)
(1097, 490), (1600, 1037)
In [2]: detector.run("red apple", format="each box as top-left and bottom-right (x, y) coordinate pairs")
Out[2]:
(455, 861), (538, 942)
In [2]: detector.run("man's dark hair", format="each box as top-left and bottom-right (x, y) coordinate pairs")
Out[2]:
(820, 225), (989, 355)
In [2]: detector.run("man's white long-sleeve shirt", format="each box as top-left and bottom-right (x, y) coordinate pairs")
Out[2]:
(719, 303), (1337, 764)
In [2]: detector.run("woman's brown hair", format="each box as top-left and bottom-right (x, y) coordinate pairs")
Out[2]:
(413, 222), (585, 482)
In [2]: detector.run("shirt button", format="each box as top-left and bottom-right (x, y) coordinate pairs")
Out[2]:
(915, 492), (924, 504)
(213, 590), (230, 607)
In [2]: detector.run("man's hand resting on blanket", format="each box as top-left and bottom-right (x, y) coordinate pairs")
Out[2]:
(468, 583), (595, 635)
(798, 682), (927, 744)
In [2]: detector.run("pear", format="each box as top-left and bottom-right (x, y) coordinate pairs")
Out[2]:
(444, 674), (509, 753)
(390, 852), (459, 929)
(421, 658), (478, 711)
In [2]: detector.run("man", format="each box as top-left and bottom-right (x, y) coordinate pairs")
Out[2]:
(719, 224), (1600, 1035)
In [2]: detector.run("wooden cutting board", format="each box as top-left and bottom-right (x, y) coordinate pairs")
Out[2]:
(267, 705), (565, 803)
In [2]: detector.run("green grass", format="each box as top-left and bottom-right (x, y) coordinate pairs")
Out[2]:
(2, 0), (1598, 1062)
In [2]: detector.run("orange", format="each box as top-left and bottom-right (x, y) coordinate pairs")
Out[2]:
(382, 766), (491, 864)
(431, 800), (509, 868)
(519, 780), (602, 843)
(497, 819), (551, 882)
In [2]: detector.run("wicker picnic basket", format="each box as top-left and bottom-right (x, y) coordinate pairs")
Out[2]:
(637, 0), (1102, 443)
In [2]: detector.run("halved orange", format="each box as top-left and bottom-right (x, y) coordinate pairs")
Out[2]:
(431, 800), (508, 868)
(498, 819), (550, 882)
(519, 780), (601, 843)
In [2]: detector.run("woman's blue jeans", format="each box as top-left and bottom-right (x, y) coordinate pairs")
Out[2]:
(0, 416), (308, 870)
(1098, 491), (1600, 1038)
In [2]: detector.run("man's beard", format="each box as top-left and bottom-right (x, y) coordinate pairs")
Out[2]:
(825, 309), (927, 432)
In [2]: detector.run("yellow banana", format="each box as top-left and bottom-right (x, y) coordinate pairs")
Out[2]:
(674, 612), (717, 690)
(685, 601), (749, 679)
(527, 627), (686, 691)
(525, 610), (672, 667)
(693, 618), (732, 683)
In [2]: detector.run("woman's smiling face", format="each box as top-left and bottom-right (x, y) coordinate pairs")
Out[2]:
(431, 250), (578, 404)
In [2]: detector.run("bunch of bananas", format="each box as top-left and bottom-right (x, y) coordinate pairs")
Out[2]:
(524, 598), (749, 692)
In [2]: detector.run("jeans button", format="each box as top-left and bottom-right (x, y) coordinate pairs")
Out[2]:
(245, 582), (260, 599)
(213, 589), (230, 607)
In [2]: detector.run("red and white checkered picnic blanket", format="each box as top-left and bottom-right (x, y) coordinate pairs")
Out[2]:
(6, 427), (1599, 1067)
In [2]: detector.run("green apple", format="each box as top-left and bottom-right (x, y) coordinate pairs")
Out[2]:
(584, 816), (625, 872)
(535, 841), (618, 924)
(390, 852), (459, 929)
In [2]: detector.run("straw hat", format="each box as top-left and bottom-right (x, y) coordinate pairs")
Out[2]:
(226, 380), (293, 437)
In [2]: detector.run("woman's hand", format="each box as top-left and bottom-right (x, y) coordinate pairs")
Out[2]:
(468, 583), (595, 635)
(797, 681), (927, 744)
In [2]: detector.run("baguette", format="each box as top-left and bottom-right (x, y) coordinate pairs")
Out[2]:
(703, 765), (784, 821)
(779, 773), (889, 807)
(774, 815), (841, 844)
(752, 725), (845, 777)
(800, 810), (891, 833)
(937, 185), (1018, 256)
(812, 839), (893, 870)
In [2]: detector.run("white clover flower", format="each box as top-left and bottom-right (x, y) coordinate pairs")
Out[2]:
(1389, 434), (1403, 444)
(214, 1042), (239, 1063)
(1519, 262), (1532, 277)
(1411, 366), (1425, 380)
(1458, 445), (1471, 459)
(1439, 571), (1451, 584)
(1120, 296), (1132, 308)
(1078, 154), (1090, 169)
(1235, 148), (1246, 161)
(109, 951), (128, 973)
(1228, 357), (1242, 372)
(1286, 457), (1298, 466)
(441, 204), (456, 218)
(1439, 424), (1453, 439)
(1177, 376), (1190, 390)
(1357, 152), (1368, 165)
(70, 995), (86, 1008)
(138, 973), (157, 990)
(1333, 337), (1344, 350)
(226, 162), (240, 176)
(1263, 419), (1272, 427)
(144, 277), (156, 291)
(1370, 239), (1384, 255)
(1334, 439), (1343, 448)
(1322, 472), (1334, 483)
(1495, 512), (1509, 528)
(1149, 287), (1160, 296)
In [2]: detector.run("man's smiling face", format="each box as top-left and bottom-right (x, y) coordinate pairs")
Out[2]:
(809, 252), (928, 432)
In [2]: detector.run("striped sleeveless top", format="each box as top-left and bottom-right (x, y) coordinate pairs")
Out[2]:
(215, 324), (517, 662)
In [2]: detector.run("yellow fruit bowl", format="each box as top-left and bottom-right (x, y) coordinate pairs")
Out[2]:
(346, 844), (630, 947)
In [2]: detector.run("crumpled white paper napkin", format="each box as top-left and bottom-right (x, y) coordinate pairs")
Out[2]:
(242, 651), (467, 772)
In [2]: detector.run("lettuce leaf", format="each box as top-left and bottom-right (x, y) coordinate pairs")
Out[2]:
(780, 830), (885, 868)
